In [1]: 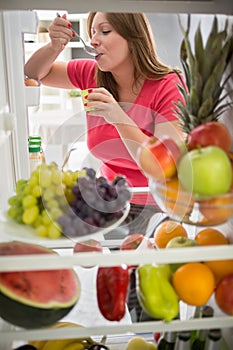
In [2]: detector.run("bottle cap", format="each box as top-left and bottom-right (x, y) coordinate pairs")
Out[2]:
(29, 140), (42, 146)
(178, 331), (191, 341)
(29, 145), (40, 153)
(208, 328), (221, 341)
(28, 135), (41, 140)
(202, 305), (214, 318)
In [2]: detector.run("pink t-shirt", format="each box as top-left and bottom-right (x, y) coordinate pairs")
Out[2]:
(67, 59), (183, 205)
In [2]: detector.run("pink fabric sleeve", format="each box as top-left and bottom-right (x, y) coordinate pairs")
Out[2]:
(67, 59), (96, 89)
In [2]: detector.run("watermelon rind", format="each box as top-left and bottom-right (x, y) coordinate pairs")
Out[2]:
(0, 241), (80, 329)
(0, 291), (77, 328)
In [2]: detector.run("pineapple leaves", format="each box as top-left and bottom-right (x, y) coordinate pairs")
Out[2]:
(202, 18), (228, 81)
(194, 23), (204, 83)
(178, 15), (196, 88)
(180, 39), (191, 90)
(198, 96), (214, 120)
(175, 14), (233, 133)
(202, 52), (227, 103)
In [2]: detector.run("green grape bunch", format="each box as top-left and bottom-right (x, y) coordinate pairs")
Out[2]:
(7, 162), (81, 239)
(8, 164), (131, 240)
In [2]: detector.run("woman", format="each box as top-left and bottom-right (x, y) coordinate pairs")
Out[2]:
(25, 12), (185, 233)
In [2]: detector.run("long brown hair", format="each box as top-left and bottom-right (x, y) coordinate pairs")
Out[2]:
(87, 12), (175, 101)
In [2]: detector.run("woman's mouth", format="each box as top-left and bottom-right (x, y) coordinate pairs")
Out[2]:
(95, 53), (102, 60)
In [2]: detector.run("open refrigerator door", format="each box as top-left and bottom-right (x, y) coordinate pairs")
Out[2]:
(0, 11), (39, 350)
(0, 10), (38, 210)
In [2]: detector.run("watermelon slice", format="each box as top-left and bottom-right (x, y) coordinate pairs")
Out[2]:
(0, 241), (80, 329)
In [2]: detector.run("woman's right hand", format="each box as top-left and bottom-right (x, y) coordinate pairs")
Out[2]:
(48, 13), (73, 51)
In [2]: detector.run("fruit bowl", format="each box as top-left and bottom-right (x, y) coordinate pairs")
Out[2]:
(149, 177), (233, 226)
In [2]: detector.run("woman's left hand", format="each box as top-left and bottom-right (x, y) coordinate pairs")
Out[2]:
(85, 87), (126, 124)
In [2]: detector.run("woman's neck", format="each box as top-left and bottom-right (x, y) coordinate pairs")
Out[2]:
(117, 75), (145, 103)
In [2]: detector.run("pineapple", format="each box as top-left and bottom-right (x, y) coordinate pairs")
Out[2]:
(174, 15), (233, 134)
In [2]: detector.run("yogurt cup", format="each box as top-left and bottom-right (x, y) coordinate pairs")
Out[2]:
(81, 89), (95, 111)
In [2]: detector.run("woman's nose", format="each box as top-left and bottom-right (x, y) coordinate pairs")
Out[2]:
(90, 33), (99, 47)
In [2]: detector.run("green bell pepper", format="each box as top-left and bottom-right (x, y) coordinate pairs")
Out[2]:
(136, 264), (179, 322)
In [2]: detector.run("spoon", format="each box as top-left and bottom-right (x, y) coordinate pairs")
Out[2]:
(56, 13), (98, 57)
(61, 147), (77, 170)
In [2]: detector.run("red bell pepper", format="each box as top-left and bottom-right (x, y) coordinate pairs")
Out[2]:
(96, 265), (129, 321)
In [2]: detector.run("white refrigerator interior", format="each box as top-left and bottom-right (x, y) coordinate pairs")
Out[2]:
(0, 3), (233, 350)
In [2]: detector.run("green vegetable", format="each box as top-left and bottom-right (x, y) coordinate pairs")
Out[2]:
(136, 264), (179, 322)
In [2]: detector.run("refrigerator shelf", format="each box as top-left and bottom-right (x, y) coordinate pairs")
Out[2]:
(0, 243), (233, 348)
(1, 316), (233, 343)
(0, 245), (233, 271)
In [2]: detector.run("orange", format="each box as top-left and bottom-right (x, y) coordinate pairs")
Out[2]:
(204, 259), (233, 285)
(158, 177), (194, 220)
(199, 192), (233, 225)
(172, 262), (215, 306)
(154, 220), (187, 248)
(195, 228), (229, 246)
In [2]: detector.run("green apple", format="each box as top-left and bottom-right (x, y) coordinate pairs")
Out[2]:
(166, 236), (198, 248)
(166, 236), (198, 273)
(177, 146), (232, 199)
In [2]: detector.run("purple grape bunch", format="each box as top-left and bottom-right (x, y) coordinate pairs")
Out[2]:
(58, 168), (131, 237)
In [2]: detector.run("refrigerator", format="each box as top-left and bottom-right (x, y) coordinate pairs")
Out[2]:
(0, 1), (233, 349)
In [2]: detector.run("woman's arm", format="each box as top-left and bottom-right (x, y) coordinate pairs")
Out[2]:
(85, 88), (147, 158)
(85, 88), (185, 161)
(24, 14), (75, 89)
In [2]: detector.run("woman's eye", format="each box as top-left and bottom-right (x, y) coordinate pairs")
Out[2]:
(102, 30), (111, 35)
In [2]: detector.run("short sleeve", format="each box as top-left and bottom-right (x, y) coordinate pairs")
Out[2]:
(154, 73), (185, 122)
(67, 59), (97, 89)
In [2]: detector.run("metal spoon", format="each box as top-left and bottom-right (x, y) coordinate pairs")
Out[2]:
(56, 13), (98, 57)
(61, 147), (77, 170)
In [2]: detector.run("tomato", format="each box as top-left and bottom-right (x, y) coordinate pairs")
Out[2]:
(188, 121), (231, 152)
(215, 274), (233, 315)
(73, 239), (102, 253)
(120, 233), (153, 250)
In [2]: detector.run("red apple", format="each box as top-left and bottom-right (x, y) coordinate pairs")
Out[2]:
(138, 136), (181, 181)
(120, 233), (154, 250)
(215, 273), (233, 315)
(73, 239), (103, 268)
(121, 234), (153, 269)
(73, 239), (103, 253)
(188, 121), (231, 152)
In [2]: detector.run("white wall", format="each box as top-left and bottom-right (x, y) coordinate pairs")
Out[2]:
(147, 13), (232, 69)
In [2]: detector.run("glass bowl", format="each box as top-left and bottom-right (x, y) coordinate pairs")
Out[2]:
(149, 177), (233, 226)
